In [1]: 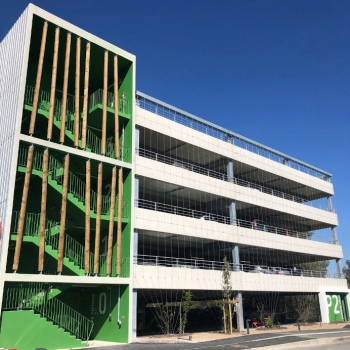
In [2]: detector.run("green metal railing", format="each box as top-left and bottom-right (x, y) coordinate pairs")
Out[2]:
(3, 283), (94, 341)
(11, 212), (93, 272)
(24, 86), (129, 161)
(18, 147), (129, 217)
(88, 88), (130, 115)
(99, 256), (128, 277)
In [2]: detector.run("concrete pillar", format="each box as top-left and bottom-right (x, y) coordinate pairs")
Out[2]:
(135, 127), (140, 155)
(331, 226), (342, 276)
(232, 244), (240, 271)
(235, 292), (244, 331)
(327, 196), (334, 212)
(132, 290), (137, 339)
(227, 160), (237, 224)
(133, 230), (138, 264)
(135, 176), (139, 208)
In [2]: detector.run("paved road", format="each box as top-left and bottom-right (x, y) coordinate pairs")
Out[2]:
(81, 329), (350, 350)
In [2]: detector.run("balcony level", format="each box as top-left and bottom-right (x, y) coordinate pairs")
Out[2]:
(136, 93), (332, 185)
(135, 110), (334, 196)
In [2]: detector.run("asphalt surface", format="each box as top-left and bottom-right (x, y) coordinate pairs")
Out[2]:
(80, 328), (350, 350)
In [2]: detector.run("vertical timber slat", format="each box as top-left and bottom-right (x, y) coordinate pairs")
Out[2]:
(114, 55), (119, 158)
(116, 168), (123, 275)
(94, 163), (103, 274)
(29, 22), (48, 135)
(38, 149), (49, 272)
(57, 155), (70, 273)
(74, 37), (81, 147)
(13, 146), (34, 271)
(47, 27), (59, 140)
(59, 33), (71, 144)
(106, 167), (117, 275)
(82, 42), (90, 149)
(84, 160), (91, 274)
(102, 51), (108, 155)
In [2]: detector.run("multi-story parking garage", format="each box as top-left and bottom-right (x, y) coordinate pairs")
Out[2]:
(0, 4), (349, 349)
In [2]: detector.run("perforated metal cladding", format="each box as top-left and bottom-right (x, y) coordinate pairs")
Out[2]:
(0, 7), (29, 270)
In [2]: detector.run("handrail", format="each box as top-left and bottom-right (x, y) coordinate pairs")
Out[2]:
(135, 199), (335, 245)
(134, 254), (344, 280)
(138, 148), (330, 212)
(11, 211), (94, 272)
(24, 86), (129, 162)
(136, 91), (331, 182)
(18, 146), (129, 217)
(89, 88), (130, 115)
(3, 283), (93, 341)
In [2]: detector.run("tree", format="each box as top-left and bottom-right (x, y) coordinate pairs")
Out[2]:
(342, 260), (350, 287)
(179, 291), (192, 334)
(222, 256), (232, 333)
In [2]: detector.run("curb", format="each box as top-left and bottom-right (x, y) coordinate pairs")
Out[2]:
(252, 335), (350, 350)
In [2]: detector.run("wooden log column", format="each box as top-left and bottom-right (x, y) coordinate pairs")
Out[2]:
(102, 51), (108, 155)
(29, 22), (48, 135)
(38, 149), (49, 272)
(47, 27), (60, 140)
(59, 33), (71, 144)
(57, 155), (70, 273)
(84, 160), (91, 274)
(82, 42), (90, 149)
(74, 37), (81, 147)
(106, 167), (116, 276)
(116, 168), (123, 275)
(114, 55), (119, 158)
(13, 145), (34, 271)
(94, 163), (103, 274)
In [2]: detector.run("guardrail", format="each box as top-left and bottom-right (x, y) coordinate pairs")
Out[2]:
(3, 282), (94, 341)
(18, 146), (129, 218)
(135, 199), (335, 244)
(134, 254), (344, 279)
(89, 88), (130, 115)
(137, 148), (330, 212)
(136, 92), (331, 182)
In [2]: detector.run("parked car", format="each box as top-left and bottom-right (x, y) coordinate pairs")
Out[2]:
(272, 267), (291, 276)
(248, 265), (273, 274)
(283, 265), (304, 276)
(252, 219), (267, 232)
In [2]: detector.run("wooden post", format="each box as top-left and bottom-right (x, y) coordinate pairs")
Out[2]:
(94, 163), (103, 274)
(223, 301), (227, 334)
(38, 149), (49, 272)
(102, 51), (108, 155)
(13, 145), (34, 271)
(59, 33), (71, 144)
(106, 167), (116, 275)
(228, 300), (233, 334)
(82, 42), (90, 149)
(57, 155), (70, 273)
(47, 27), (59, 140)
(84, 160), (91, 274)
(29, 22), (48, 135)
(116, 168), (123, 275)
(74, 37), (81, 147)
(114, 55), (119, 158)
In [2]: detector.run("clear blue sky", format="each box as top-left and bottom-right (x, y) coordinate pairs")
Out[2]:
(1, 1), (349, 267)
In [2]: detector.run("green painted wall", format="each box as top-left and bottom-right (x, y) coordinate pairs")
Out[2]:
(326, 293), (345, 322)
(0, 310), (84, 350)
(80, 285), (129, 343)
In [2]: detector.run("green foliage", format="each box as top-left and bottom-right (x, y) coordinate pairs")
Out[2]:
(342, 260), (350, 288)
(179, 291), (193, 334)
(266, 318), (273, 328)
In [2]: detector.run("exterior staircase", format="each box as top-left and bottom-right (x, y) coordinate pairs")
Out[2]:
(2, 282), (93, 344)
(17, 146), (129, 219)
(24, 85), (129, 161)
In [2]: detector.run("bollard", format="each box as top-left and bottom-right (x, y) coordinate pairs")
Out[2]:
(189, 335), (192, 341)
(297, 319), (301, 331)
(246, 319), (251, 334)
(319, 315), (322, 327)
